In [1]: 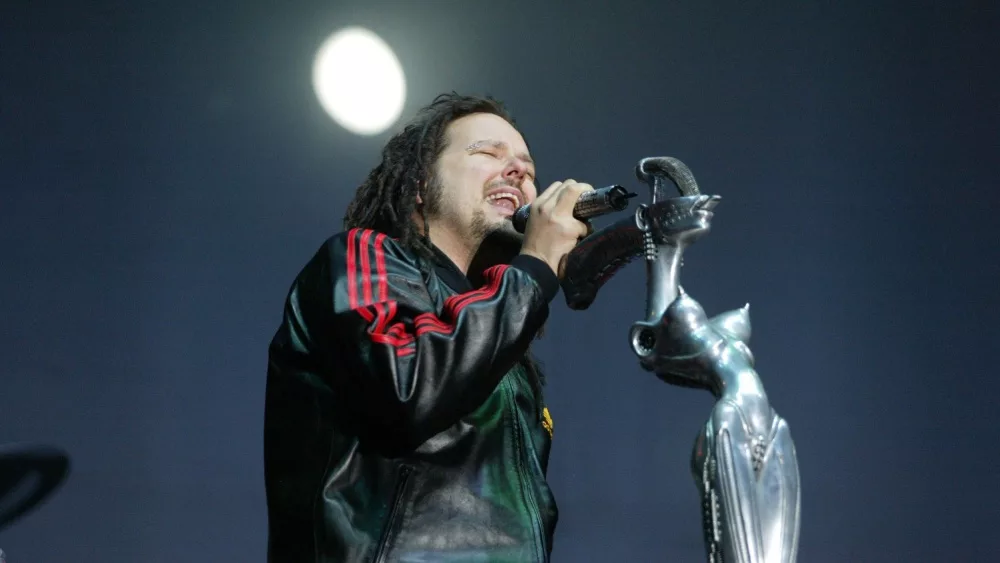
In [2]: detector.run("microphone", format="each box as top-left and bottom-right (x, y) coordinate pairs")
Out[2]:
(511, 184), (637, 234)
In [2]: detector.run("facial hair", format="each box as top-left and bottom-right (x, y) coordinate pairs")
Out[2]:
(467, 213), (525, 283)
(477, 179), (526, 244)
(424, 175), (525, 277)
(427, 175), (523, 251)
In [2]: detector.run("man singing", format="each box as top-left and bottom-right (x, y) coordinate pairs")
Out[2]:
(264, 93), (593, 562)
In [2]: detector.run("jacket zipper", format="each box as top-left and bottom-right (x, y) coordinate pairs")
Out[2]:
(503, 376), (546, 562)
(373, 464), (413, 563)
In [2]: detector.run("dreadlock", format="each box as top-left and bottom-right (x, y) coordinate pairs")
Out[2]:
(342, 92), (550, 401)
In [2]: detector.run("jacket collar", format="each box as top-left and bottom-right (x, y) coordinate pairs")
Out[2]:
(429, 244), (473, 293)
(427, 230), (523, 293)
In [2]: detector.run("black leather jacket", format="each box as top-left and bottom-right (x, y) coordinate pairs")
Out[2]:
(264, 228), (561, 562)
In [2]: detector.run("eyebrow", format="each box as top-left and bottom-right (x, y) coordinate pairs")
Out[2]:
(465, 139), (535, 166)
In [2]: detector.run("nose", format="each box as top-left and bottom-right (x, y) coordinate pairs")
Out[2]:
(499, 157), (536, 202)
(503, 159), (528, 182)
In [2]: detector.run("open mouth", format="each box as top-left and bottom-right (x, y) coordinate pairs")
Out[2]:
(486, 191), (520, 214)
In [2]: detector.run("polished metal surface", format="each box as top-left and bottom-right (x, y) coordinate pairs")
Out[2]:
(628, 157), (801, 562)
(559, 156), (802, 561)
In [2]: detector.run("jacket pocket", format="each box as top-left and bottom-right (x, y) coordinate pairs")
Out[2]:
(372, 464), (414, 563)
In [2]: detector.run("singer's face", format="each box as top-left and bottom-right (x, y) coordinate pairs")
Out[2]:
(423, 112), (538, 248)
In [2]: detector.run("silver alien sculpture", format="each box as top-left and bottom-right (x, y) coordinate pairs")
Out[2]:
(561, 157), (801, 563)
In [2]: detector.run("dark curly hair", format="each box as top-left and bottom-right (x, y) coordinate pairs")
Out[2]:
(343, 92), (518, 264)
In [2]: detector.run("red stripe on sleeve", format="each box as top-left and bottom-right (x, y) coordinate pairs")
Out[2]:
(412, 265), (508, 337)
(348, 230), (511, 348)
(359, 229), (374, 306)
(374, 232), (388, 302)
(370, 331), (415, 347)
(374, 302), (396, 335)
(414, 314), (450, 330)
(347, 229), (387, 327)
(346, 229), (359, 309)
(440, 265), (507, 318)
(357, 307), (374, 322)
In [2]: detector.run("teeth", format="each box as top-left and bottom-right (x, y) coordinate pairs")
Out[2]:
(486, 193), (520, 207)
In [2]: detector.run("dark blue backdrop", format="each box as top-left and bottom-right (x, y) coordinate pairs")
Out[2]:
(2, 0), (998, 561)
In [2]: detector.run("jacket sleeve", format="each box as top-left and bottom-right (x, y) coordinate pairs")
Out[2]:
(285, 228), (559, 449)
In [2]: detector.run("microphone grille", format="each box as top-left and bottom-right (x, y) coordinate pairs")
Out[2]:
(512, 206), (530, 233)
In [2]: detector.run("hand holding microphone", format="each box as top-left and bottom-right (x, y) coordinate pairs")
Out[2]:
(511, 184), (637, 234)
(517, 180), (636, 279)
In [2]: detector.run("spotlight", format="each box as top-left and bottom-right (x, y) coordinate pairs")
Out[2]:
(312, 27), (407, 136)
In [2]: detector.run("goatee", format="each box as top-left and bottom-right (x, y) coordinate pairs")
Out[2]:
(467, 220), (524, 286)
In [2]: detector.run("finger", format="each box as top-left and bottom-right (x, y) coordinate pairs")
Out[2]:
(534, 180), (565, 209)
(542, 179), (575, 206)
(553, 182), (593, 216)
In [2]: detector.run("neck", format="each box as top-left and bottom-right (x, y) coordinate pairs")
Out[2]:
(424, 223), (475, 274)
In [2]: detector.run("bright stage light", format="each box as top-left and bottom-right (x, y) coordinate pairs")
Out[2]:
(312, 27), (406, 136)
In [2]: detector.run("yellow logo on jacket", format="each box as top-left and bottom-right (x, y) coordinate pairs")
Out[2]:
(542, 407), (554, 438)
